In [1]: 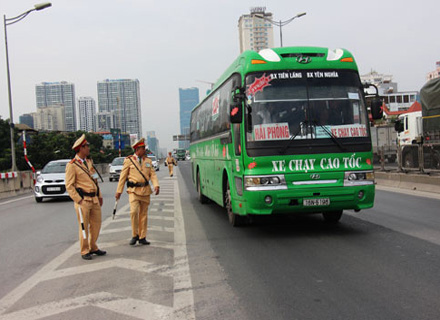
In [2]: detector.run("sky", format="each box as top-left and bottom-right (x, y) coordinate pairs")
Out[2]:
(1, 0), (439, 151)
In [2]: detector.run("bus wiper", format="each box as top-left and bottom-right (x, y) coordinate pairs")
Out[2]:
(280, 120), (309, 154)
(311, 120), (346, 151)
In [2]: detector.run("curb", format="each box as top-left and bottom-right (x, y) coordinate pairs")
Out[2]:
(375, 171), (440, 194)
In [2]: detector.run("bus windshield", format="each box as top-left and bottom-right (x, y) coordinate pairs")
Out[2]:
(246, 70), (369, 143)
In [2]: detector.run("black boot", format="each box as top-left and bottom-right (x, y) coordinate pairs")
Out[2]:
(138, 238), (150, 245)
(130, 236), (139, 245)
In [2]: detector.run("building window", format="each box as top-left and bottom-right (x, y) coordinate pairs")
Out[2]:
(390, 96), (396, 103)
(403, 95), (409, 103)
(397, 96), (402, 103)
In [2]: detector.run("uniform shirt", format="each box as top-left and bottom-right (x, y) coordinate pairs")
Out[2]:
(65, 155), (101, 204)
(116, 155), (159, 196)
(166, 156), (176, 166)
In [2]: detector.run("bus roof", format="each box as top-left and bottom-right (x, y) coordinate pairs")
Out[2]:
(212, 46), (358, 92)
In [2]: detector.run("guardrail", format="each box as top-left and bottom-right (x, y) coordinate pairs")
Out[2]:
(0, 163), (110, 200)
(374, 145), (440, 174)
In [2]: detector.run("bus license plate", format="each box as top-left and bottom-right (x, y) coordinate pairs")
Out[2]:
(303, 198), (330, 206)
(47, 187), (61, 191)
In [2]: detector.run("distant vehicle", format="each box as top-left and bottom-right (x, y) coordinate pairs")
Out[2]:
(147, 154), (160, 171)
(176, 148), (186, 161)
(109, 157), (124, 182)
(370, 124), (397, 163)
(34, 159), (71, 203)
(395, 77), (440, 169)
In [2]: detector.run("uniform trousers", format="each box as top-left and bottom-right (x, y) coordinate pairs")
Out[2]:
(129, 193), (151, 238)
(74, 199), (102, 255)
(168, 164), (174, 176)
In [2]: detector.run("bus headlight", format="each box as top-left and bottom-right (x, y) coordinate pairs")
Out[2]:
(244, 175), (287, 191)
(344, 171), (374, 186)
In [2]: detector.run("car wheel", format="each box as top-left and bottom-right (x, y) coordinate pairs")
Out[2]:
(35, 197), (43, 203)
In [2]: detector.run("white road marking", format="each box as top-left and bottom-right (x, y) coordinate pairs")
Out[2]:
(0, 195), (33, 206)
(0, 168), (195, 319)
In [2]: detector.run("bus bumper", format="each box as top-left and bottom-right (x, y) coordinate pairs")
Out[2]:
(233, 184), (375, 216)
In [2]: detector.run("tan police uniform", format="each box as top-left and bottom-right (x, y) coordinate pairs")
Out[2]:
(65, 135), (103, 257)
(116, 139), (159, 241)
(166, 155), (177, 177)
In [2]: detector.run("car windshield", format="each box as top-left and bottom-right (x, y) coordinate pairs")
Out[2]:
(41, 161), (68, 174)
(111, 158), (124, 166)
(148, 156), (157, 161)
(246, 69), (369, 142)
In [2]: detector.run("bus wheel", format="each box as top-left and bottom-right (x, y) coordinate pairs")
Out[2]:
(197, 171), (209, 204)
(225, 180), (244, 227)
(322, 210), (343, 223)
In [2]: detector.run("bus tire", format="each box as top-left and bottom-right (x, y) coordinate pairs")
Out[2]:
(225, 179), (245, 227)
(322, 210), (343, 223)
(197, 171), (209, 204)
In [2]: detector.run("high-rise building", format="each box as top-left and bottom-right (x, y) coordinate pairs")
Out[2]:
(97, 79), (142, 138)
(96, 111), (114, 132)
(31, 105), (65, 131)
(179, 87), (199, 149)
(35, 82), (76, 132)
(146, 131), (159, 156)
(19, 114), (34, 129)
(78, 97), (96, 132)
(238, 7), (274, 53)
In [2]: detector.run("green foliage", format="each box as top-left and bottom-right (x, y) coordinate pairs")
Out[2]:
(0, 117), (15, 171)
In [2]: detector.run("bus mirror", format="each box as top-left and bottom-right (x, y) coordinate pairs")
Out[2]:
(369, 98), (383, 120)
(230, 104), (242, 123)
(394, 119), (404, 133)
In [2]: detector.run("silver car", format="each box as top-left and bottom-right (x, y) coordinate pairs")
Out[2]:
(109, 157), (125, 182)
(34, 159), (71, 203)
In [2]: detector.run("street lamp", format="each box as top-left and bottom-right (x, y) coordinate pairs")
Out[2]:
(3, 2), (52, 172)
(255, 12), (306, 47)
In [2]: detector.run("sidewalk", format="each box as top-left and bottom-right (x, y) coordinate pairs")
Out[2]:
(0, 173), (196, 320)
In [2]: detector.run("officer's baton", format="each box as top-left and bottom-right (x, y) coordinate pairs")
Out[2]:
(112, 199), (119, 220)
(78, 206), (87, 239)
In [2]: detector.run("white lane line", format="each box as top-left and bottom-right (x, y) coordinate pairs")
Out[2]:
(100, 225), (174, 235)
(0, 195), (34, 206)
(0, 202), (129, 315)
(172, 167), (196, 320)
(0, 292), (173, 320)
(45, 258), (172, 281)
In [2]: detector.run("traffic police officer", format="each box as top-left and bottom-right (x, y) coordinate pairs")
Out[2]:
(166, 152), (177, 177)
(65, 134), (106, 260)
(115, 138), (160, 245)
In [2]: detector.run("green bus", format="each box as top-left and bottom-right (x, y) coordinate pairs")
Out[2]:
(190, 47), (383, 226)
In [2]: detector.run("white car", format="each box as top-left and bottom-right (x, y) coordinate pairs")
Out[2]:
(109, 157), (125, 182)
(34, 159), (71, 203)
(147, 155), (160, 171)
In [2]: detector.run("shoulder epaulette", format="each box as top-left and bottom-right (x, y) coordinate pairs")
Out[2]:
(69, 158), (76, 164)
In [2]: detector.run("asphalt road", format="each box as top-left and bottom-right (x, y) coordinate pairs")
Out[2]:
(177, 161), (440, 320)
(0, 162), (439, 319)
